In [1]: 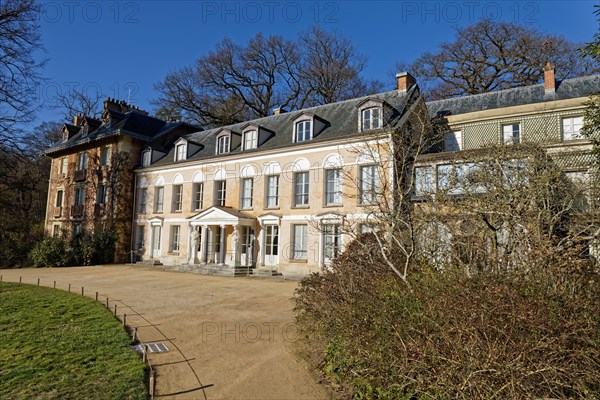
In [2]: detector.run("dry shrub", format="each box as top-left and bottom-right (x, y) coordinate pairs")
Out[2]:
(295, 235), (600, 399)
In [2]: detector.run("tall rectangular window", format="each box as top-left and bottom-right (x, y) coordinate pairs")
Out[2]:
(100, 146), (110, 166)
(292, 224), (308, 260)
(55, 190), (63, 207)
(59, 157), (68, 175)
(214, 180), (226, 206)
(217, 136), (230, 154)
(444, 131), (462, 152)
(137, 188), (147, 213)
(562, 116), (583, 140)
(295, 120), (312, 142)
(243, 130), (257, 150)
(170, 225), (180, 252)
(294, 171), (309, 206)
(362, 107), (381, 130)
(172, 185), (183, 212)
(96, 183), (107, 204)
(193, 182), (203, 211)
(74, 187), (85, 206)
(141, 150), (151, 167)
(359, 165), (379, 205)
(415, 166), (434, 195)
(265, 175), (279, 208)
(155, 186), (164, 213)
(240, 178), (253, 209)
(325, 169), (342, 205)
(502, 123), (521, 144)
(136, 225), (145, 251)
(77, 152), (88, 170)
(175, 143), (186, 161)
(52, 225), (60, 238)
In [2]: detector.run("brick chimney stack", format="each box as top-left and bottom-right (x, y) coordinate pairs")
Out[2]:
(73, 113), (85, 126)
(396, 72), (416, 92)
(543, 61), (556, 94)
(272, 107), (286, 115)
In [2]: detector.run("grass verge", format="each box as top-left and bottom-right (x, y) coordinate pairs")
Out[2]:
(0, 282), (147, 400)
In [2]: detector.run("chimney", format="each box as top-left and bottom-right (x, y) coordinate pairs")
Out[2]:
(273, 106), (286, 115)
(396, 72), (416, 92)
(73, 113), (85, 126)
(543, 61), (555, 94)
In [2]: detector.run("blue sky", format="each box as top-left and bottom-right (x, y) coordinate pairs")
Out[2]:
(33, 0), (599, 126)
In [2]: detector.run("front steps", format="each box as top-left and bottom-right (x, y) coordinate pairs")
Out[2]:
(141, 261), (285, 278)
(254, 268), (284, 277)
(172, 263), (254, 277)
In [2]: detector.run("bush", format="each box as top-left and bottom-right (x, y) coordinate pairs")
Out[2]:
(29, 237), (71, 268)
(295, 235), (600, 399)
(70, 230), (116, 266)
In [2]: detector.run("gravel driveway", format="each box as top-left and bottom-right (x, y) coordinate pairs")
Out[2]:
(0, 265), (329, 400)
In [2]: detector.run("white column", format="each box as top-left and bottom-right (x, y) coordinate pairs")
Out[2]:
(233, 225), (241, 266)
(257, 222), (264, 267)
(188, 224), (196, 264)
(219, 224), (226, 265)
(200, 225), (207, 264)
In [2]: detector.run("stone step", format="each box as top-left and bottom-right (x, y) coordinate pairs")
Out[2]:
(254, 269), (283, 277)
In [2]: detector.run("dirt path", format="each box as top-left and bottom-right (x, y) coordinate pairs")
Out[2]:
(0, 265), (330, 400)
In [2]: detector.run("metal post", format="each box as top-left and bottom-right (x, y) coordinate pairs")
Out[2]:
(68, 283), (71, 292)
(19, 276), (22, 283)
(149, 369), (155, 399)
(142, 345), (147, 363)
(106, 297), (109, 308)
(123, 314), (127, 327)
(37, 278), (40, 286)
(53, 281), (56, 288)
(95, 292), (98, 302)
(114, 304), (117, 316)
(81, 287), (84, 296)
(133, 327), (137, 341)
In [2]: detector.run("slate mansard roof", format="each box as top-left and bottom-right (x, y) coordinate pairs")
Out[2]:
(44, 110), (201, 156)
(147, 87), (419, 167)
(426, 74), (600, 118)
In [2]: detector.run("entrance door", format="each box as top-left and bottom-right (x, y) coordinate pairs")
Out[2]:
(151, 225), (162, 258)
(323, 224), (341, 266)
(241, 227), (255, 266)
(264, 225), (279, 266)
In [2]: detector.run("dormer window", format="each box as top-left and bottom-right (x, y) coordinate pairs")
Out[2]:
(362, 107), (381, 130)
(295, 120), (312, 143)
(141, 149), (151, 167)
(242, 130), (258, 150)
(175, 143), (186, 161)
(216, 135), (230, 155)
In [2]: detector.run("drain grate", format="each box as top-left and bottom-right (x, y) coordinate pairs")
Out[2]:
(132, 342), (169, 353)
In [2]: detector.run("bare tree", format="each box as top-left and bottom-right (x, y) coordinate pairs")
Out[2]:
(398, 19), (600, 100)
(51, 87), (103, 121)
(0, 0), (45, 150)
(153, 28), (382, 127)
(299, 26), (383, 106)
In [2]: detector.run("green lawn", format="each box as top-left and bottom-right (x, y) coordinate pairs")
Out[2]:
(0, 282), (147, 400)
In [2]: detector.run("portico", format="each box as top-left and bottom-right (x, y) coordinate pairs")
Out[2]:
(187, 206), (256, 267)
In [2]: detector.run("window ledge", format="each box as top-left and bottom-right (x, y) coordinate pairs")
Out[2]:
(289, 259), (308, 264)
(292, 205), (310, 209)
(263, 207), (280, 210)
(323, 204), (343, 208)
